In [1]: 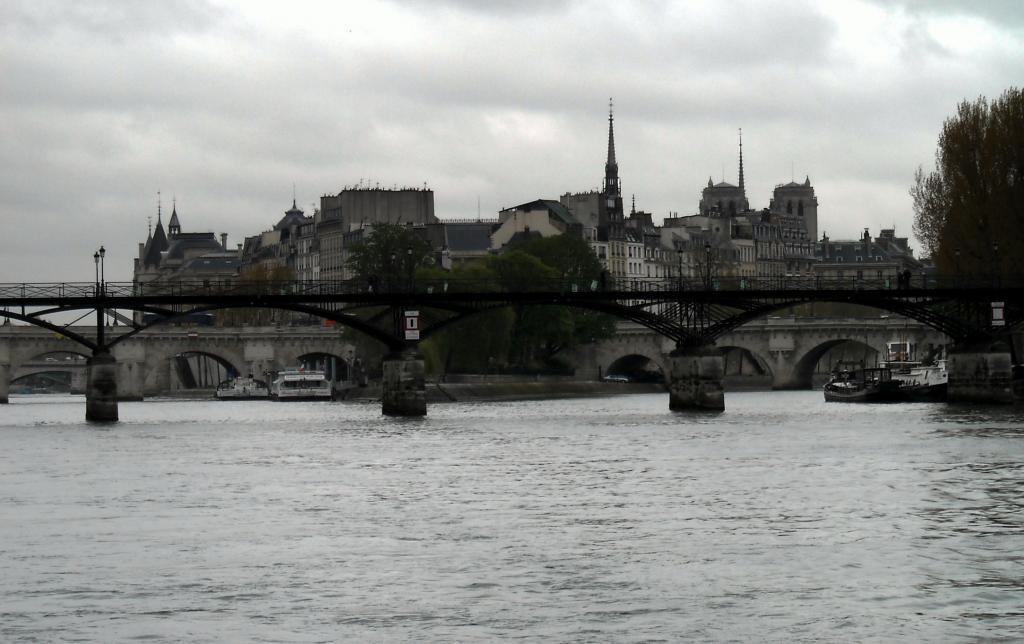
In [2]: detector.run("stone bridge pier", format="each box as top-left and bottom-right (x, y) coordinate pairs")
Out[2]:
(381, 348), (426, 416)
(668, 345), (725, 411)
(947, 344), (1014, 404)
(85, 350), (118, 421)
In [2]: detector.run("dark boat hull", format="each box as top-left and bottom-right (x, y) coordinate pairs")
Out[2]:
(824, 380), (904, 403)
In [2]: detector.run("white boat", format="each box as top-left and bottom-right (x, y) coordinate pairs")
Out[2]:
(215, 376), (270, 400)
(886, 360), (948, 401)
(883, 340), (948, 400)
(272, 368), (333, 401)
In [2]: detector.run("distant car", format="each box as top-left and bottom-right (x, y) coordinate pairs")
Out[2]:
(602, 374), (630, 383)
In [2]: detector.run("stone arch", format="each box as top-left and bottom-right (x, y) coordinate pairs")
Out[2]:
(171, 350), (241, 389)
(9, 349), (90, 394)
(716, 344), (773, 388)
(791, 338), (883, 389)
(140, 342), (248, 395)
(605, 353), (667, 383)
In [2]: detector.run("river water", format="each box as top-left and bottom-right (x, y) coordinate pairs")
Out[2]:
(1, 392), (1023, 642)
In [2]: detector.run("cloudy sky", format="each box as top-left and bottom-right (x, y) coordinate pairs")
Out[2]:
(2, 0), (1022, 282)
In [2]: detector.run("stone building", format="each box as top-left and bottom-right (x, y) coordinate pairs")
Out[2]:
(560, 101), (629, 281)
(238, 199), (314, 280)
(133, 202), (239, 287)
(815, 228), (921, 284)
(317, 187), (439, 280)
(491, 200), (580, 250)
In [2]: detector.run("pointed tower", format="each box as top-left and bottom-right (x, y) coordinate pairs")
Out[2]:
(168, 199), (181, 237)
(142, 194), (169, 269)
(602, 98), (624, 241)
(738, 128), (745, 195)
(605, 101), (619, 198)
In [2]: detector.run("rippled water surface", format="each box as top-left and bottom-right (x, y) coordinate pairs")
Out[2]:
(2, 392), (1024, 642)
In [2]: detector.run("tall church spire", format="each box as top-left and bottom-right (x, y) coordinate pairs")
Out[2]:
(604, 98), (619, 197)
(738, 128), (745, 194)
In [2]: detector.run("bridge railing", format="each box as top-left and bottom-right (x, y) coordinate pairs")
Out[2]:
(0, 275), (1018, 300)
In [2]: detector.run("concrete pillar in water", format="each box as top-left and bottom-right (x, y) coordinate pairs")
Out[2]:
(86, 351), (118, 422)
(668, 344), (725, 411)
(381, 348), (426, 416)
(947, 346), (1014, 404)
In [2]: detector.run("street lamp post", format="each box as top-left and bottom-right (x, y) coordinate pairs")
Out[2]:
(406, 246), (414, 292)
(704, 241), (712, 290)
(93, 246), (106, 347)
(677, 248), (683, 289)
(993, 241), (1000, 287)
(952, 246), (961, 288)
(99, 246), (105, 294)
(389, 251), (397, 293)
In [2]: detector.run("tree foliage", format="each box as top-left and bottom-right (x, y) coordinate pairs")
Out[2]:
(911, 87), (1024, 275)
(344, 223), (434, 286)
(418, 234), (617, 374)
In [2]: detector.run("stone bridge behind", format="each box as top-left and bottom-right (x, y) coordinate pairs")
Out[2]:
(573, 317), (950, 390)
(0, 325), (358, 401)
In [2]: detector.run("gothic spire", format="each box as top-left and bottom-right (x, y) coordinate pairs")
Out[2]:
(738, 128), (745, 194)
(604, 98), (619, 198)
(606, 98), (617, 169)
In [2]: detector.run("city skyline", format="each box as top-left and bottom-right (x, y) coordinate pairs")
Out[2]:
(2, 0), (1022, 282)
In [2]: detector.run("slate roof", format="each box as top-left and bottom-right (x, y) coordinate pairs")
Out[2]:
(509, 199), (578, 226)
(164, 233), (224, 261)
(180, 256), (241, 274)
(444, 222), (495, 252)
(274, 200), (308, 231)
(142, 220), (168, 268)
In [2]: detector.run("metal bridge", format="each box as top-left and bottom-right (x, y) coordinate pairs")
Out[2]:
(1, 276), (1020, 418)
(1, 276), (1020, 351)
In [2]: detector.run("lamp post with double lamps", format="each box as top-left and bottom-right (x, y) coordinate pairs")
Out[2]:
(993, 241), (1000, 287)
(703, 241), (713, 290)
(93, 246), (107, 347)
(954, 246), (961, 287)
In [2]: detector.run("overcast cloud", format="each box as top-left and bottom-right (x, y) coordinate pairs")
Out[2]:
(1, 0), (1021, 282)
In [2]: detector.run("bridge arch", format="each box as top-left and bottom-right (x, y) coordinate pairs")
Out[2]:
(10, 350), (90, 393)
(717, 344), (773, 381)
(170, 350), (241, 390)
(605, 353), (667, 384)
(790, 338), (884, 390)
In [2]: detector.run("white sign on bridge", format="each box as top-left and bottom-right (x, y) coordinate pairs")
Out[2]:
(404, 310), (420, 340)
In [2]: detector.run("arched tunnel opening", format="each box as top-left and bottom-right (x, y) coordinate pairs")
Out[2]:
(805, 340), (881, 388)
(719, 346), (773, 390)
(11, 351), (89, 395)
(173, 351), (239, 390)
(604, 354), (665, 383)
